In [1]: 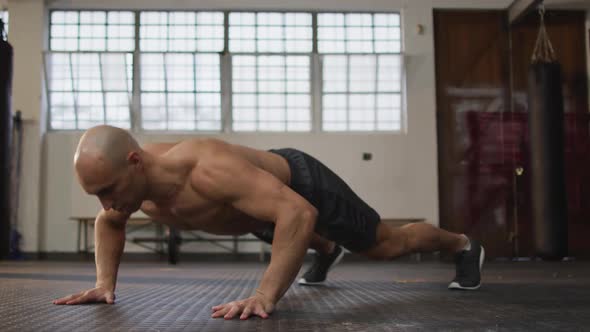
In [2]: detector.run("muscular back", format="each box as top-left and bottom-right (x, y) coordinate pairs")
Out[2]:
(138, 138), (291, 234)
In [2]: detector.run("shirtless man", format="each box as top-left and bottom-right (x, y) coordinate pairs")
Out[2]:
(53, 125), (485, 320)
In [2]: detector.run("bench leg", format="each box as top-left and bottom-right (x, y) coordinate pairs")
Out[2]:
(77, 220), (81, 254)
(259, 243), (265, 262)
(84, 220), (90, 261)
(168, 228), (180, 265)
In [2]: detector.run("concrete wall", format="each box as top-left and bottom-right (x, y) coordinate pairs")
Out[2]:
(8, 0), (587, 254)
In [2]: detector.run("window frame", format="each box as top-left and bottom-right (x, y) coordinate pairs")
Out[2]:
(45, 9), (405, 134)
(0, 9), (8, 36)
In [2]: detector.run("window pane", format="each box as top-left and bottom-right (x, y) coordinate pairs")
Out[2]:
(47, 53), (73, 92)
(168, 93), (196, 130)
(140, 52), (222, 131)
(321, 53), (402, 132)
(318, 13), (401, 54)
(319, 13), (403, 132)
(50, 92), (77, 129)
(166, 54), (194, 92)
(77, 92), (105, 129)
(349, 55), (376, 92)
(322, 55), (347, 93)
(45, 52), (132, 130)
(140, 11), (224, 52)
(229, 12), (311, 53)
(1, 11), (9, 34)
(195, 54), (220, 92)
(50, 10), (135, 51)
(71, 54), (101, 91)
(232, 55), (310, 132)
(141, 92), (167, 129)
(105, 92), (131, 128)
(377, 55), (402, 92)
(141, 54), (165, 91)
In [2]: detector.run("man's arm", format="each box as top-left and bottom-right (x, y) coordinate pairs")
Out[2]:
(53, 209), (129, 305)
(94, 209), (129, 292)
(192, 143), (317, 319)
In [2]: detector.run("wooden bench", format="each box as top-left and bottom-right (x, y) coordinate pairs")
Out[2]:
(71, 216), (164, 258)
(73, 217), (426, 263)
(71, 216), (268, 264)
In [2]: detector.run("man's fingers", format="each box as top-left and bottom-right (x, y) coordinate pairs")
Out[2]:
(65, 292), (94, 305)
(254, 305), (269, 319)
(240, 306), (253, 320)
(211, 306), (229, 318)
(53, 288), (115, 306)
(53, 293), (82, 305)
(105, 293), (115, 304)
(224, 305), (241, 320)
(211, 299), (271, 320)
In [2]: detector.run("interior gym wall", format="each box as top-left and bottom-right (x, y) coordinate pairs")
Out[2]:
(7, 0), (587, 255)
(434, 9), (590, 259)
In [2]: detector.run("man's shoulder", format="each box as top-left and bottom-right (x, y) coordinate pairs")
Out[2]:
(142, 141), (178, 154)
(142, 138), (229, 155)
(174, 137), (233, 158)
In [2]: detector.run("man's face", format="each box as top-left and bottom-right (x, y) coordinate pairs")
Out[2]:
(76, 154), (145, 214)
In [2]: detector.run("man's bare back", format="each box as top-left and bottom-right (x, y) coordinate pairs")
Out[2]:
(138, 139), (291, 235)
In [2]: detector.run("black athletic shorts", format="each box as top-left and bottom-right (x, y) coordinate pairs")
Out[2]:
(251, 148), (381, 252)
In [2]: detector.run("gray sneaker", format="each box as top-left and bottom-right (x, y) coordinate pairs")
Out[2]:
(448, 239), (485, 290)
(298, 246), (344, 285)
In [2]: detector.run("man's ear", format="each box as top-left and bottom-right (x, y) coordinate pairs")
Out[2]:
(127, 151), (142, 168)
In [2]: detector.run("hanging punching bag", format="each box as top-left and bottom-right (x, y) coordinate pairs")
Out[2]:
(527, 8), (568, 260)
(0, 20), (13, 260)
(528, 63), (568, 259)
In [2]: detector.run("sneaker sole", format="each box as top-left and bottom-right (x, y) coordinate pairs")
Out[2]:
(448, 245), (485, 290)
(298, 247), (345, 286)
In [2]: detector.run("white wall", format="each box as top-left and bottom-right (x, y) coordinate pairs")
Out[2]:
(12, 0), (588, 254)
(7, 0), (47, 254)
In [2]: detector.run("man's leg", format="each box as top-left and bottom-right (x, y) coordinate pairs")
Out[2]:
(298, 232), (344, 285)
(308, 232), (336, 255)
(253, 226), (336, 254)
(360, 222), (468, 259)
(360, 222), (484, 290)
(252, 227), (344, 285)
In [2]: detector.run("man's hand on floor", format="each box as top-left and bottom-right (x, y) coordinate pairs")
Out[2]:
(53, 287), (115, 305)
(211, 293), (275, 320)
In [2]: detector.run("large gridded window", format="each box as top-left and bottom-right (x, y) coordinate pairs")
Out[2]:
(138, 11), (224, 130)
(45, 53), (133, 129)
(50, 11), (135, 51)
(0, 10), (8, 34)
(140, 53), (221, 130)
(140, 11), (224, 52)
(319, 13), (402, 131)
(229, 12), (312, 53)
(47, 11), (134, 130)
(230, 12), (312, 131)
(46, 10), (403, 132)
(233, 55), (310, 131)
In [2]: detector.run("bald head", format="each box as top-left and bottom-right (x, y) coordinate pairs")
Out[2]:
(74, 125), (141, 185)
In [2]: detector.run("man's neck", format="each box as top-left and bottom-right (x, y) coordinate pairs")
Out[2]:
(142, 152), (186, 203)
